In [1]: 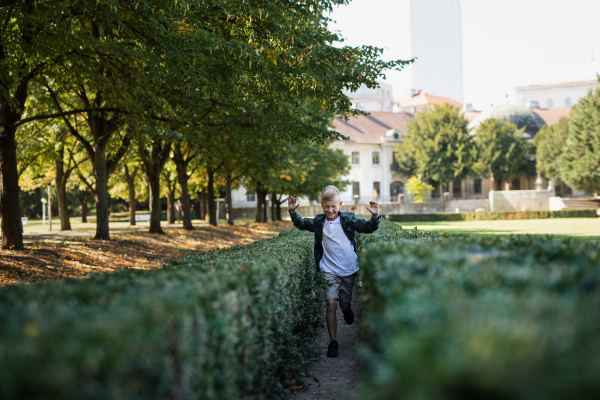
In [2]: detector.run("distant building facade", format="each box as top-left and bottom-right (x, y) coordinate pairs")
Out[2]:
(515, 61), (600, 109)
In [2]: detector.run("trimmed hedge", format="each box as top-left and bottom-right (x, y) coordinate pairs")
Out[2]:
(0, 230), (325, 400)
(358, 234), (600, 399)
(386, 208), (599, 222)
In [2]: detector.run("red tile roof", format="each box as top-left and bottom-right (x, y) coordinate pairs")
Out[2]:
(333, 112), (414, 143)
(532, 108), (571, 126)
(396, 90), (463, 109)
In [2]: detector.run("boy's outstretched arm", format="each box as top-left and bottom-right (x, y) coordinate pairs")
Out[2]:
(288, 196), (317, 232)
(352, 201), (381, 233)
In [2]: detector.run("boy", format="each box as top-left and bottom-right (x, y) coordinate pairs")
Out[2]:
(288, 185), (380, 357)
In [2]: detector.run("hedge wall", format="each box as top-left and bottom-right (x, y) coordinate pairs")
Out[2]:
(358, 234), (600, 399)
(386, 208), (599, 222)
(0, 230), (325, 400)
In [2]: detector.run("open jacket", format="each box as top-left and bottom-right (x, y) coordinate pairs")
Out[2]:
(290, 210), (381, 272)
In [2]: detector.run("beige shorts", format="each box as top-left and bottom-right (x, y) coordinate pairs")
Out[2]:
(323, 272), (358, 304)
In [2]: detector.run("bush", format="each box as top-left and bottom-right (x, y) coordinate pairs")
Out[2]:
(358, 235), (600, 399)
(0, 230), (325, 400)
(386, 208), (599, 222)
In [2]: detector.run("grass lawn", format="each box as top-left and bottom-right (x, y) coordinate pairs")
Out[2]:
(395, 217), (600, 241)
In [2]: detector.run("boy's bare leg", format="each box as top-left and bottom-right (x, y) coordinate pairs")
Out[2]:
(339, 301), (350, 313)
(326, 298), (338, 342)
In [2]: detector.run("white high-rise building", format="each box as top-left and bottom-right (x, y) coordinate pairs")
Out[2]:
(344, 0), (464, 108)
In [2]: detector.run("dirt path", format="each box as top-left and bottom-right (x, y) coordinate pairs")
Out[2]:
(288, 287), (361, 400)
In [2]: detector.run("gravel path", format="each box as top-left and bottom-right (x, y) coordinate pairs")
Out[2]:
(288, 287), (361, 400)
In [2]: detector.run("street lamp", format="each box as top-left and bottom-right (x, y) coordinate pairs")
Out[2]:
(44, 176), (53, 232)
(535, 174), (543, 191)
(41, 198), (47, 224)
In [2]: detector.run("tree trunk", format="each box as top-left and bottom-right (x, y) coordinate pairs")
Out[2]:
(226, 174), (234, 226)
(271, 191), (277, 222)
(166, 186), (175, 224)
(93, 150), (111, 240)
(139, 141), (171, 235)
(173, 142), (194, 230)
(123, 164), (138, 226)
(194, 194), (201, 220)
(201, 190), (207, 221)
(81, 201), (88, 223)
(276, 196), (283, 221)
(255, 184), (268, 223)
(206, 166), (217, 226)
(146, 169), (164, 234)
(55, 146), (72, 231)
(0, 127), (24, 250)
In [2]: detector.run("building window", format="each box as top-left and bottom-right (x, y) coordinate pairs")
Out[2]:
(565, 97), (572, 107)
(452, 180), (462, 198)
(547, 99), (553, 108)
(473, 179), (482, 194)
(390, 151), (400, 171)
(351, 151), (360, 164)
(352, 182), (360, 198)
(372, 152), (380, 164)
(390, 181), (404, 200)
(246, 193), (256, 202)
(373, 182), (380, 199)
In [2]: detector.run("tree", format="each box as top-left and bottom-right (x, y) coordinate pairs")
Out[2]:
(535, 117), (569, 180)
(396, 104), (472, 187)
(405, 175), (434, 203)
(471, 118), (536, 188)
(2, 0), (411, 249)
(558, 87), (600, 194)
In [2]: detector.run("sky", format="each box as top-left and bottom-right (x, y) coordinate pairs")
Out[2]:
(328, 0), (600, 110)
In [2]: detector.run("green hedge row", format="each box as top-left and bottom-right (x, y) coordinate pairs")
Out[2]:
(386, 208), (599, 222)
(358, 234), (600, 399)
(0, 230), (325, 400)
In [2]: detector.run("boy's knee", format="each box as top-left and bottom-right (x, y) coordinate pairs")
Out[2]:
(326, 298), (338, 309)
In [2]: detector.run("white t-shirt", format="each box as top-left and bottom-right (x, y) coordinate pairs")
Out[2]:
(319, 216), (359, 277)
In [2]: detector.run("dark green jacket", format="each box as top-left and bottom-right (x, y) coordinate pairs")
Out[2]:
(290, 210), (381, 272)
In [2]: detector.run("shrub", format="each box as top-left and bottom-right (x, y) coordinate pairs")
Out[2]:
(386, 208), (599, 222)
(0, 230), (325, 400)
(358, 235), (600, 399)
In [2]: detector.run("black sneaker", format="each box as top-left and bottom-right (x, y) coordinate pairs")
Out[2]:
(343, 308), (354, 325)
(326, 340), (339, 357)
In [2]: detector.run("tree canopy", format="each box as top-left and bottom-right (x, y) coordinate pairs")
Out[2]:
(471, 118), (536, 186)
(558, 87), (600, 194)
(2, 0), (411, 249)
(535, 117), (569, 180)
(395, 104), (472, 185)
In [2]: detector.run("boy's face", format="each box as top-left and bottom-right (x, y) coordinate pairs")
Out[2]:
(321, 196), (342, 221)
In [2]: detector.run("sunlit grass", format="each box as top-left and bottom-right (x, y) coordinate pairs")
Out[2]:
(395, 218), (600, 241)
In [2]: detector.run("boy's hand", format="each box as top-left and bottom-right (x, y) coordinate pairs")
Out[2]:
(366, 201), (379, 217)
(288, 196), (300, 213)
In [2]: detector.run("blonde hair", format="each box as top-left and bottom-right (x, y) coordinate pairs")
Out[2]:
(321, 185), (340, 202)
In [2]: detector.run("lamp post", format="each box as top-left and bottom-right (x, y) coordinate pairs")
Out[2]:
(41, 198), (47, 224)
(535, 174), (543, 191)
(44, 176), (53, 232)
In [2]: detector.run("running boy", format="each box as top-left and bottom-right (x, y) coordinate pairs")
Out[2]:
(288, 185), (380, 357)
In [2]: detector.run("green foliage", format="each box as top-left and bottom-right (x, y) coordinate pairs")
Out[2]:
(405, 175), (435, 203)
(558, 87), (600, 193)
(358, 235), (600, 399)
(472, 118), (536, 183)
(395, 104), (472, 185)
(0, 230), (326, 399)
(535, 117), (569, 180)
(386, 208), (600, 222)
